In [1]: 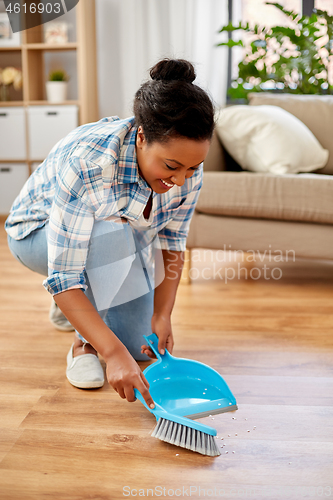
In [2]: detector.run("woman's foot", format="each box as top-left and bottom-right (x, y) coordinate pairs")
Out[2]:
(73, 335), (98, 357)
(66, 335), (105, 389)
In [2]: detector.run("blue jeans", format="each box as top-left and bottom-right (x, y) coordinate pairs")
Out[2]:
(7, 220), (155, 361)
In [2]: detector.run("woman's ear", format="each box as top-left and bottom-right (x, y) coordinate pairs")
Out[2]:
(136, 126), (146, 149)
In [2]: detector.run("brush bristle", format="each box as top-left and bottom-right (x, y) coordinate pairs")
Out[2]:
(151, 418), (221, 457)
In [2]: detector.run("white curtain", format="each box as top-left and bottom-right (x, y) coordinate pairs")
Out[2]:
(96, 0), (229, 119)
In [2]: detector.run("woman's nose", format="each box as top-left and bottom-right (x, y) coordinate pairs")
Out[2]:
(171, 173), (186, 186)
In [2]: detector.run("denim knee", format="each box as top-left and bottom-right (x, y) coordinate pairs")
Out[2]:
(7, 227), (48, 276)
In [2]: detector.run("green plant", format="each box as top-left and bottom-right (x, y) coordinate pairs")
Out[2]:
(48, 69), (68, 82)
(217, 2), (333, 100)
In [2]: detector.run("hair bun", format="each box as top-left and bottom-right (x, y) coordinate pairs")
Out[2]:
(150, 59), (196, 84)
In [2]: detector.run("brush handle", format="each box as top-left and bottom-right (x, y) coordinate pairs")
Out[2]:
(133, 388), (217, 436)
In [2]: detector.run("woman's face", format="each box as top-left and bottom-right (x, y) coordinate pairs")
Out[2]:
(135, 126), (210, 194)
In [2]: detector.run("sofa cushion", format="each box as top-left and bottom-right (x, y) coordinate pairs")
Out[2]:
(248, 93), (333, 175)
(215, 105), (329, 174)
(196, 172), (333, 224)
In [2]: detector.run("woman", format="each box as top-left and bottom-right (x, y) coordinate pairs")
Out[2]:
(5, 58), (215, 409)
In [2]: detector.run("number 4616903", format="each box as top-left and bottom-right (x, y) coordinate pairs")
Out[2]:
(6, 2), (61, 15)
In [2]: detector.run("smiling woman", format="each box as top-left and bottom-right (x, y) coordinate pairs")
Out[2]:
(5, 58), (215, 409)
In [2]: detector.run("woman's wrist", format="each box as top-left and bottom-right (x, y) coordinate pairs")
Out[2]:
(152, 310), (171, 321)
(101, 335), (128, 363)
(151, 311), (173, 337)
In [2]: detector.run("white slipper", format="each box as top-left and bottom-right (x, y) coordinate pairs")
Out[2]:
(50, 300), (75, 332)
(66, 344), (105, 389)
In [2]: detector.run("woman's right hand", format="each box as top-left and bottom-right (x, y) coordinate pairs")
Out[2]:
(105, 345), (155, 409)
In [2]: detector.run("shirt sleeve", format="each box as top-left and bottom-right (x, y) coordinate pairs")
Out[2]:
(43, 157), (102, 295)
(157, 167), (203, 252)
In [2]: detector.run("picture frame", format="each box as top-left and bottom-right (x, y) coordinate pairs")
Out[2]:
(44, 22), (69, 44)
(0, 13), (21, 47)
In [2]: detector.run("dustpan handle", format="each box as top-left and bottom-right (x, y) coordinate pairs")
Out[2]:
(143, 332), (167, 360)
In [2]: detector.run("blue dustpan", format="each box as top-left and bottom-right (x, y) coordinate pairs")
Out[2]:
(134, 333), (237, 439)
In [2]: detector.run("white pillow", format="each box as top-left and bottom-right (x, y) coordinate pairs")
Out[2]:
(215, 105), (329, 174)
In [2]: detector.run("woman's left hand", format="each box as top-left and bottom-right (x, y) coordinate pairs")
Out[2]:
(141, 313), (174, 358)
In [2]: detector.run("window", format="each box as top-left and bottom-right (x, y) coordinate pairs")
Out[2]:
(241, 0), (302, 28)
(226, 0), (329, 96)
(230, 0), (303, 82)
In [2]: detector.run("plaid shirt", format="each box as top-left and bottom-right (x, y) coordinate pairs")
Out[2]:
(5, 116), (203, 295)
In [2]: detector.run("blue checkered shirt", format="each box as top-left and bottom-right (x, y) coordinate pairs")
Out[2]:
(5, 116), (203, 295)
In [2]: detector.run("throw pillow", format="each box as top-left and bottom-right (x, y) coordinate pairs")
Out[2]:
(215, 105), (329, 174)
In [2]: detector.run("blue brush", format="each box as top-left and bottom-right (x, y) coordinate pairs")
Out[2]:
(134, 333), (237, 456)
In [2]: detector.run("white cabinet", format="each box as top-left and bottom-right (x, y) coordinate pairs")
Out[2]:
(28, 105), (79, 160)
(0, 108), (26, 160)
(0, 106), (79, 163)
(0, 164), (29, 215)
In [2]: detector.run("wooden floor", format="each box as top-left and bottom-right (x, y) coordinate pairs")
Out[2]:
(0, 216), (332, 500)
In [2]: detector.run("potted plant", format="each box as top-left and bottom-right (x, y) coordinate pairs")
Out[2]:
(217, 2), (333, 101)
(46, 69), (68, 103)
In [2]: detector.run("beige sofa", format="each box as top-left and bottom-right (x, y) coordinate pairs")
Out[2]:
(187, 93), (333, 262)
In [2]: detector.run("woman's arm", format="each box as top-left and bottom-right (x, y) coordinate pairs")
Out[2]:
(54, 289), (155, 408)
(141, 249), (184, 357)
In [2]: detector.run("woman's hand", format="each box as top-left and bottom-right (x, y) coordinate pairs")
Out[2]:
(105, 345), (155, 408)
(141, 313), (174, 359)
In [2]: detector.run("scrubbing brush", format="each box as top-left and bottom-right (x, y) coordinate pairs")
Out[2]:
(134, 333), (237, 456)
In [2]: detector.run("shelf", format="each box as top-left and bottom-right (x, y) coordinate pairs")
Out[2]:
(0, 0), (97, 175)
(0, 47), (22, 51)
(0, 159), (27, 163)
(0, 101), (79, 107)
(0, 41), (79, 53)
(24, 43), (78, 51)
(27, 100), (79, 106)
(0, 159), (57, 164)
(0, 102), (24, 107)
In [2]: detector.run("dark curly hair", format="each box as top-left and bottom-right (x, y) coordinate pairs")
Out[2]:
(133, 58), (215, 144)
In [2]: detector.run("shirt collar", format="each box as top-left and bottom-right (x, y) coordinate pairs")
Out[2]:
(117, 121), (150, 191)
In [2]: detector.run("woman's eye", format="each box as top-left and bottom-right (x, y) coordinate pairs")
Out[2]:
(165, 164), (176, 170)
